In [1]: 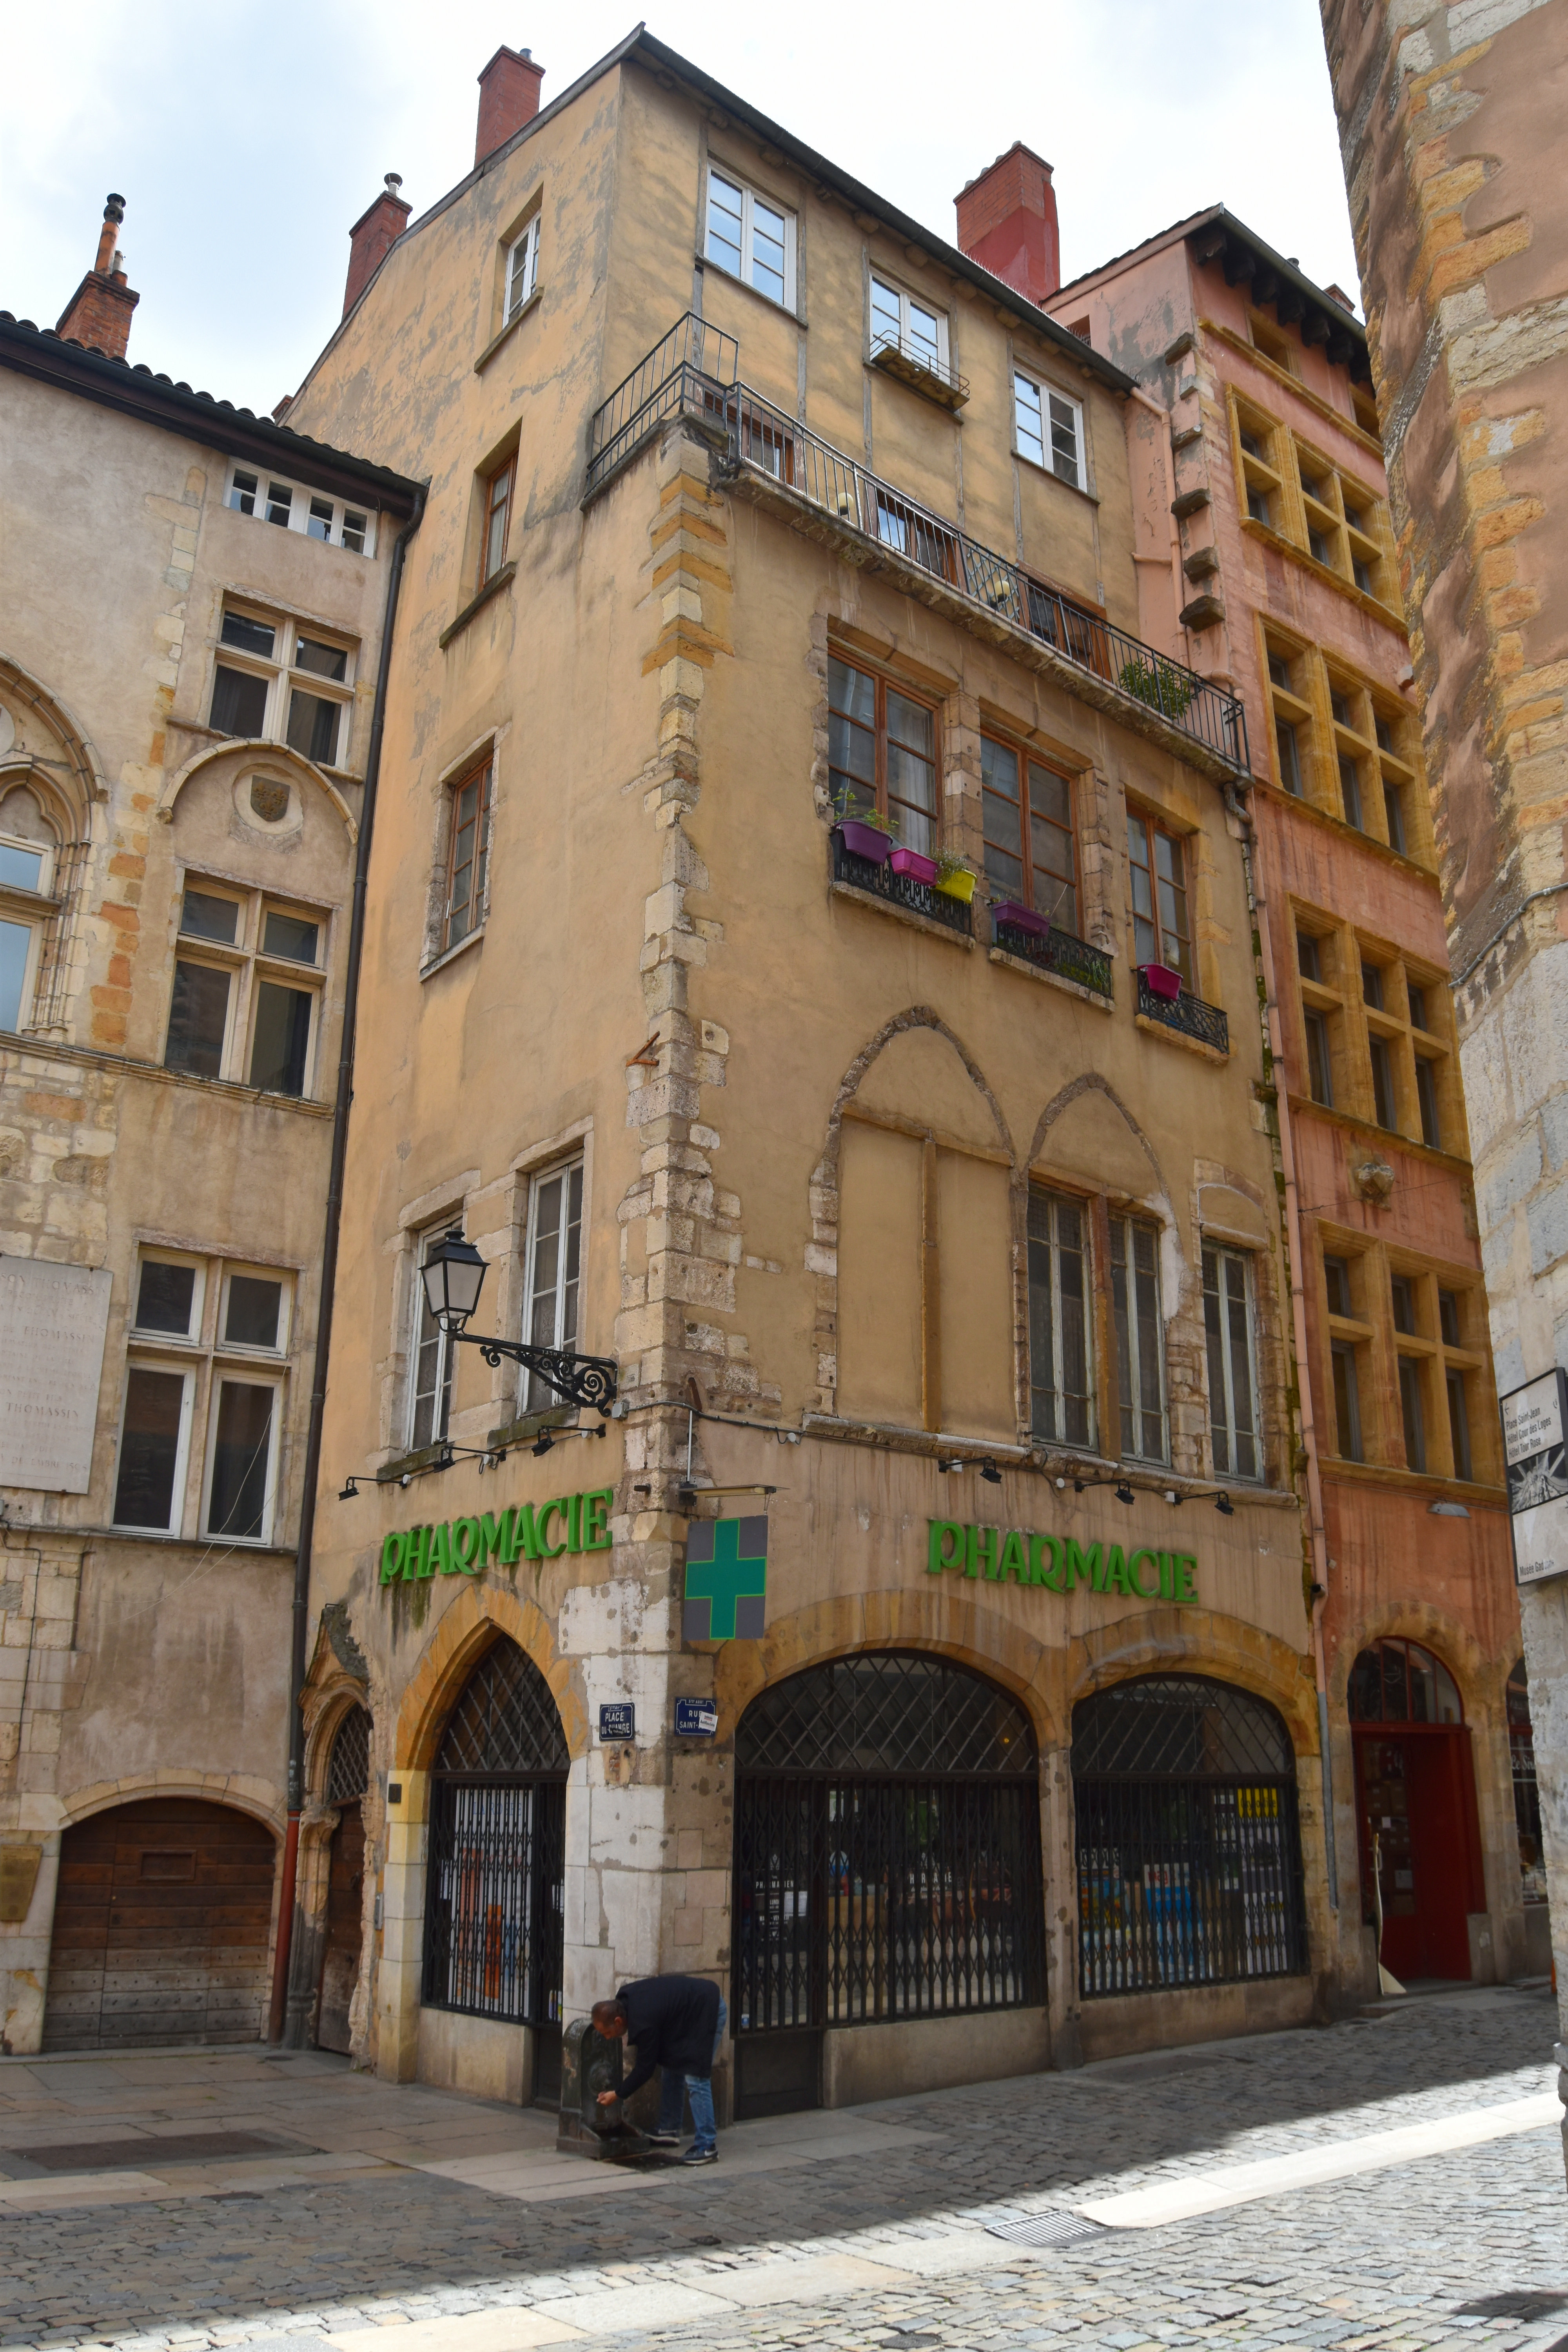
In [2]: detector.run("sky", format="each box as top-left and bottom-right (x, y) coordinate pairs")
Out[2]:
(4, 0), (1358, 416)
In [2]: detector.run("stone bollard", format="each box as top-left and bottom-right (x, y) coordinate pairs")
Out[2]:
(558, 2015), (659, 2160)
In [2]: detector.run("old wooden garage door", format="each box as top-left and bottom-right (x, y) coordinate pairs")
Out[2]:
(44, 1798), (278, 2050)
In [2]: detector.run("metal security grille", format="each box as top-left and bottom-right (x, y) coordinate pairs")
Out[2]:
(325, 1705), (370, 1805)
(422, 1638), (568, 2025)
(734, 1653), (1044, 2037)
(1072, 1675), (1308, 1998)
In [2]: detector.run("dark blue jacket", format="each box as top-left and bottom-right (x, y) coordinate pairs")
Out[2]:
(617, 1973), (721, 2096)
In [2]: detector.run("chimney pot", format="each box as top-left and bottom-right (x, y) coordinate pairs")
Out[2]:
(475, 44), (545, 167)
(954, 142), (1060, 307)
(60, 191), (139, 359)
(343, 178), (412, 318)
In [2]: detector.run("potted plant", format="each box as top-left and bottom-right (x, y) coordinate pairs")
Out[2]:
(889, 840), (939, 886)
(934, 850), (978, 903)
(833, 797), (896, 866)
(1142, 962), (1183, 1000)
(992, 899), (1050, 938)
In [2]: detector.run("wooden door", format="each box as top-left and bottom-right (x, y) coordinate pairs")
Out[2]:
(315, 1806), (365, 2054)
(1355, 1730), (1475, 1983)
(44, 1797), (277, 2051)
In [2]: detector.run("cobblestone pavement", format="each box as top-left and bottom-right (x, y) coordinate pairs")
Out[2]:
(2, 1986), (1566, 2352)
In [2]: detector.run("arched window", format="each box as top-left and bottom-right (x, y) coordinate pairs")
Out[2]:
(1071, 1674), (1308, 1996)
(325, 1704), (370, 1806)
(732, 1651), (1045, 2113)
(0, 777), (81, 1034)
(421, 1639), (568, 2027)
(1347, 1638), (1462, 1726)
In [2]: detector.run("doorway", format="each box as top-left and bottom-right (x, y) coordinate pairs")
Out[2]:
(1348, 1638), (1483, 1982)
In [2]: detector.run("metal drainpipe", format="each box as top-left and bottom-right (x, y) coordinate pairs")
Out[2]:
(1224, 781), (1339, 1914)
(266, 481), (426, 2043)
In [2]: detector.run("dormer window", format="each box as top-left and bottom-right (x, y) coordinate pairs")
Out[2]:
(224, 463), (374, 558)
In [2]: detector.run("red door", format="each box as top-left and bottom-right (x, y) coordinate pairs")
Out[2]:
(1354, 1726), (1481, 1982)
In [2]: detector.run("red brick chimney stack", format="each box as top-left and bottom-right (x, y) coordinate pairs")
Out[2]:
(954, 144), (1061, 307)
(56, 192), (140, 361)
(343, 173), (411, 319)
(475, 45), (544, 166)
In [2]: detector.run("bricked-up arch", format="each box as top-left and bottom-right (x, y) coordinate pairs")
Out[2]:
(1071, 1675), (1308, 1998)
(44, 1797), (278, 2051)
(731, 1651), (1045, 2118)
(422, 1637), (567, 2031)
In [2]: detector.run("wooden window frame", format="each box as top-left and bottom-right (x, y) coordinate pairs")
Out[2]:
(1203, 1243), (1261, 1483)
(1126, 806), (1192, 984)
(521, 1158), (585, 1414)
(979, 734), (1080, 930)
(441, 758), (493, 955)
(481, 455), (515, 586)
(1027, 1186), (1096, 1451)
(826, 652), (940, 857)
(1110, 1211), (1168, 1464)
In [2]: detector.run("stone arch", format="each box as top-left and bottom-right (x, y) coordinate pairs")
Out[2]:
(808, 1008), (1015, 1419)
(0, 655), (106, 823)
(392, 1583), (584, 1778)
(1027, 1071), (1171, 1209)
(1070, 1624), (1320, 1760)
(1327, 1601), (1493, 1721)
(56, 1768), (283, 1837)
(159, 737), (359, 839)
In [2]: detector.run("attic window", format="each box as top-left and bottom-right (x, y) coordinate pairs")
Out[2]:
(1065, 318), (1091, 344)
(223, 463), (376, 558)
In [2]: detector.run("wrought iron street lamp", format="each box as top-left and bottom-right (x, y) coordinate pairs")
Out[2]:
(419, 1232), (619, 1415)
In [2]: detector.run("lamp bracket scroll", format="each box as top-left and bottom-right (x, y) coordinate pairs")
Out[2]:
(419, 1228), (619, 1415)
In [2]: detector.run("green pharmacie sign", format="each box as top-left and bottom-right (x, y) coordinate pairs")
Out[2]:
(927, 1519), (1199, 1602)
(381, 1488), (613, 1586)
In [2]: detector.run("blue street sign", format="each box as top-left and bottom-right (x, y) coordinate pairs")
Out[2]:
(598, 1702), (635, 1741)
(675, 1698), (718, 1739)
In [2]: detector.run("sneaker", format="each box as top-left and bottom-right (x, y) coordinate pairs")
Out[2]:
(679, 2144), (718, 2165)
(646, 2131), (681, 2148)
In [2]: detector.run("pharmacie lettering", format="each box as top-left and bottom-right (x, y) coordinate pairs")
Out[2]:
(381, 1487), (613, 1587)
(926, 1519), (1198, 1604)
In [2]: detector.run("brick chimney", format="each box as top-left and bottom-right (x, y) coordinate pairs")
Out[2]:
(475, 45), (544, 165)
(55, 193), (139, 360)
(955, 143), (1060, 307)
(344, 174), (410, 318)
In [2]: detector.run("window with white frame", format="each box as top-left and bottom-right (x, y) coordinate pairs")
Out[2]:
(1013, 372), (1084, 490)
(164, 876), (328, 1099)
(0, 784), (61, 1035)
(521, 1161), (583, 1412)
(1203, 1244), (1261, 1482)
(704, 167), (795, 309)
(1027, 1187), (1094, 1447)
(505, 215), (540, 322)
(209, 602), (356, 769)
(409, 1222), (463, 1451)
(869, 275), (947, 374)
(224, 462), (375, 557)
(1111, 1214), (1168, 1463)
(112, 1249), (292, 1540)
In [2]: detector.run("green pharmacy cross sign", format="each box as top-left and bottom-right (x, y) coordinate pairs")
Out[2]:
(684, 1515), (768, 1642)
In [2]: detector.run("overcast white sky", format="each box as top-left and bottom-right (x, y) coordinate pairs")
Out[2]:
(4, 0), (1357, 416)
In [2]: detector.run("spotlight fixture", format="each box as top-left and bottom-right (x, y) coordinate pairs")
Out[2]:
(532, 1430), (555, 1457)
(1113, 1481), (1135, 1506)
(1214, 1492), (1235, 1517)
(399, 1471), (412, 1489)
(1073, 1478), (1088, 1494)
(338, 1476), (360, 1502)
(979, 1458), (1003, 1486)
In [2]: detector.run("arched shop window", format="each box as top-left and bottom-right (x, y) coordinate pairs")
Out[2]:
(421, 1639), (568, 2026)
(325, 1704), (370, 1805)
(1072, 1675), (1309, 1996)
(1347, 1638), (1461, 1728)
(731, 1652), (1044, 2113)
(1507, 1658), (1548, 1907)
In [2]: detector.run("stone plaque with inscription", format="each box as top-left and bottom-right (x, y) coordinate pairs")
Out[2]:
(0, 1256), (113, 1492)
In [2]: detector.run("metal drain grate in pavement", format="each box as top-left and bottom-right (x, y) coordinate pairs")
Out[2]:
(984, 2210), (1104, 2250)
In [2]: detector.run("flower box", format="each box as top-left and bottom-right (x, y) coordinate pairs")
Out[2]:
(992, 900), (1049, 938)
(1143, 962), (1183, 1000)
(888, 847), (939, 886)
(835, 818), (894, 866)
(935, 864), (976, 902)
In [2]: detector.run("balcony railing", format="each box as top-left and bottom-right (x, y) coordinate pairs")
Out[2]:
(586, 314), (739, 495)
(869, 328), (970, 410)
(1136, 968), (1230, 1054)
(829, 830), (974, 936)
(993, 916), (1114, 1000)
(585, 324), (1250, 773)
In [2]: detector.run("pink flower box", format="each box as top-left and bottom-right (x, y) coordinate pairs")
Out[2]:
(1143, 962), (1183, 1000)
(993, 900), (1049, 938)
(889, 848), (939, 885)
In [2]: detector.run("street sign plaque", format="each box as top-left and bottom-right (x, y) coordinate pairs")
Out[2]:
(598, 1702), (635, 1741)
(675, 1698), (718, 1739)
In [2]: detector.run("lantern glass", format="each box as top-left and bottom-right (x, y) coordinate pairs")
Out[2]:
(422, 1232), (486, 1331)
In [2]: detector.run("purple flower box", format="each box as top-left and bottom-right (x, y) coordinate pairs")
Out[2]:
(835, 818), (893, 865)
(992, 900), (1049, 938)
(1143, 962), (1183, 1000)
(889, 847), (939, 885)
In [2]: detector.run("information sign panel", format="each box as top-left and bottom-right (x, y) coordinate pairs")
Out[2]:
(1500, 1368), (1568, 1588)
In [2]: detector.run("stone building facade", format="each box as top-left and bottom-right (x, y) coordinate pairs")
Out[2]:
(271, 29), (1373, 2116)
(1314, 0), (1568, 2007)
(0, 218), (418, 2054)
(1035, 201), (1540, 1994)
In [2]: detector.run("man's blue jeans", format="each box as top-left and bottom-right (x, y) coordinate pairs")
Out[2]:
(657, 1995), (727, 2152)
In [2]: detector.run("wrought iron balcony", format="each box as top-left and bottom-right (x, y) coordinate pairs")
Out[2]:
(829, 829), (974, 936)
(584, 322), (1250, 773)
(869, 327), (970, 410)
(1136, 967), (1230, 1053)
(993, 915), (1114, 1000)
